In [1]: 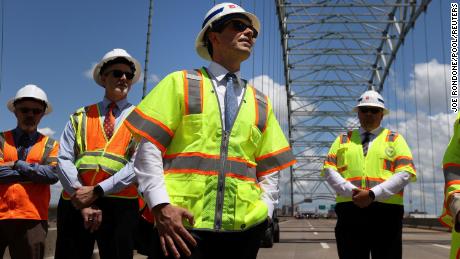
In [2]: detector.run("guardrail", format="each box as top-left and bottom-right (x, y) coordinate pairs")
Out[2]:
(403, 218), (450, 232)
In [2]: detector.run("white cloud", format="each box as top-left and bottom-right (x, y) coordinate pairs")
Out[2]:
(38, 127), (56, 137)
(84, 62), (97, 79)
(405, 59), (450, 114)
(385, 111), (457, 215)
(148, 73), (160, 84)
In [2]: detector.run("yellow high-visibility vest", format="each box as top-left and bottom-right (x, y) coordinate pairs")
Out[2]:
(125, 68), (296, 231)
(440, 112), (460, 259)
(323, 128), (416, 205)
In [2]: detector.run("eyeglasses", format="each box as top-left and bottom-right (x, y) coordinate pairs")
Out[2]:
(358, 107), (382, 114)
(17, 107), (44, 115)
(106, 69), (134, 80)
(215, 20), (258, 38)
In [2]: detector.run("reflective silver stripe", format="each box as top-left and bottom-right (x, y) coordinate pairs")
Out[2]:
(46, 157), (58, 164)
(77, 151), (104, 160)
(185, 70), (203, 114)
(254, 88), (268, 132)
(366, 179), (384, 188)
(78, 164), (96, 171)
(103, 152), (128, 164)
(340, 133), (348, 144)
(126, 109), (172, 149)
(326, 155), (337, 165)
(387, 131), (398, 142)
(349, 179), (362, 187)
(40, 137), (57, 164)
(256, 149), (296, 174)
(394, 158), (414, 169)
(100, 165), (118, 175)
(383, 159), (394, 172)
(164, 156), (255, 178)
(444, 165), (460, 183)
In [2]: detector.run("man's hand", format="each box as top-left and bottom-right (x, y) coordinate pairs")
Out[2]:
(352, 189), (373, 208)
(81, 206), (102, 233)
(152, 203), (197, 259)
(71, 186), (97, 209)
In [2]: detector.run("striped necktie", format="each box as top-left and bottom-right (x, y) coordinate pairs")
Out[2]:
(224, 73), (238, 131)
(362, 132), (371, 156)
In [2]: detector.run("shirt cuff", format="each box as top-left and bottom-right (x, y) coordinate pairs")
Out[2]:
(98, 180), (112, 196)
(370, 185), (384, 200)
(143, 187), (170, 209)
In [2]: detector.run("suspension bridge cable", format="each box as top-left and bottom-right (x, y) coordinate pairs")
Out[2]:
(411, 28), (426, 214)
(439, 0), (451, 138)
(401, 45), (413, 212)
(142, 0), (154, 99)
(423, 10), (438, 215)
(392, 58), (399, 132)
(261, 0), (266, 93)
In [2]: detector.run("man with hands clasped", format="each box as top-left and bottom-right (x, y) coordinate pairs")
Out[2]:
(323, 90), (416, 259)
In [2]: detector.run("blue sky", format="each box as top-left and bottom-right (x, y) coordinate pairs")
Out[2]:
(0, 0), (285, 135)
(0, 0), (455, 213)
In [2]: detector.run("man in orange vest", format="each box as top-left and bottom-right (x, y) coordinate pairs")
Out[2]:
(55, 49), (141, 259)
(0, 84), (59, 259)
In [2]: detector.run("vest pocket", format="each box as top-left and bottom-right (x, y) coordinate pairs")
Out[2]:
(234, 182), (266, 230)
(166, 179), (205, 227)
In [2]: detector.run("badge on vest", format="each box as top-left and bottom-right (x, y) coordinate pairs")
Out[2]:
(385, 146), (395, 157)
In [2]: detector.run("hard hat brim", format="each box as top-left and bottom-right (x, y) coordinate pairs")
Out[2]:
(195, 11), (260, 61)
(7, 98), (53, 115)
(92, 55), (142, 87)
(353, 104), (389, 115)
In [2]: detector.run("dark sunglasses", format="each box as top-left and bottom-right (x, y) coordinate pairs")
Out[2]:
(17, 107), (44, 115)
(217, 20), (258, 38)
(358, 107), (382, 114)
(106, 69), (134, 80)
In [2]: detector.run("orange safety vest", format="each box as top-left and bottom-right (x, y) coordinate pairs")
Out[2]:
(62, 104), (138, 199)
(0, 130), (58, 220)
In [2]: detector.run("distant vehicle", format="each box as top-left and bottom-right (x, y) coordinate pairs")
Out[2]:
(260, 211), (280, 248)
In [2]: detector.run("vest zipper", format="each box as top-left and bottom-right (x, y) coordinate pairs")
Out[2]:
(205, 67), (248, 231)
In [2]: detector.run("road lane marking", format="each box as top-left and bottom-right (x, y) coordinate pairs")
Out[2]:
(320, 243), (330, 249)
(433, 244), (450, 249)
(310, 227), (314, 230)
(49, 227), (57, 231)
(313, 232), (318, 235)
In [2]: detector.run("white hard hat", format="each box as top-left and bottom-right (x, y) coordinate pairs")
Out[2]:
(352, 90), (389, 115)
(195, 2), (260, 61)
(7, 84), (53, 114)
(92, 48), (142, 87)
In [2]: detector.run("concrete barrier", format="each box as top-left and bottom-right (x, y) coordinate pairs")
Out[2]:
(403, 217), (450, 232)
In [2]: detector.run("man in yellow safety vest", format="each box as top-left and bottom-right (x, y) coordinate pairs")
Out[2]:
(124, 2), (296, 259)
(323, 89), (416, 259)
(440, 111), (460, 259)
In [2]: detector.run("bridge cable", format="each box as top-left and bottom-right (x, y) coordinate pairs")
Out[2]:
(423, 9), (438, 215)
(401, 45), (413, 212)
(252, 0), (256, 82)
(411, 28), (427, 214)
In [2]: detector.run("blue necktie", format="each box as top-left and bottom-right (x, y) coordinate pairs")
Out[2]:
(224, 73), (238, 131)
(362, 132), (371, 156)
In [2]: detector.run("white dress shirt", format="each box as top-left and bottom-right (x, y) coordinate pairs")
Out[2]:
(324, 127), (411, 201)
(134, 61), (279, 218)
